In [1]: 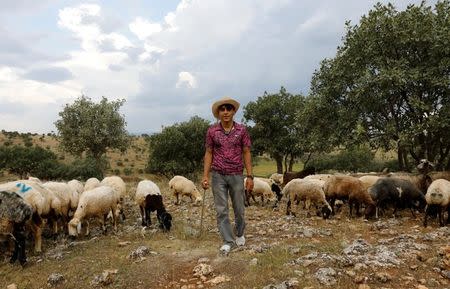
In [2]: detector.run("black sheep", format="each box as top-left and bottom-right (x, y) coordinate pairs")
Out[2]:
(366, 177), (426, 219)
(143, 194), (172, 231)
(0, 191), (33, 266)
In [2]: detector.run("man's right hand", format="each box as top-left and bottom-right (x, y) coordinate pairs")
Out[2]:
(202, 177), (209, 190)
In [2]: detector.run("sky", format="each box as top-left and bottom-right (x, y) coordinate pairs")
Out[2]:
(0, 0), (439, 134)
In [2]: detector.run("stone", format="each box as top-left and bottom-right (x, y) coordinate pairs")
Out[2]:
(315, 267), (337, 286)
(416, 285), (429, 289)
(250, 258), (258, 266)
(441, 270), (450, 279)
(7, 284), (17, 289)
(358, 285), (371, 289)
(193, 264), (213, 277)
(128, 246), (151, 259)
(47, 273), (65, 286)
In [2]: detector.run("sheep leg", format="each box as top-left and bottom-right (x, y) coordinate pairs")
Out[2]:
(11, 223), (27, 265)
(85, 220), (90, 236)
(286, 199), (292, 215)
(348, 199), (353, 218)
(438, 207), (444, 226)
(447, 204), (450, 225)
(305, 199), (311, 218)
(102, 214), (108, 234)
(423, 205), (429, 227)
(175, 193), (180, 205)
(139, 205), (146, 226)
(33, 223), (42, 253)
(251, 195), (257, 205)
(329, 198), (336, 215)
(261, 195), (265, 206)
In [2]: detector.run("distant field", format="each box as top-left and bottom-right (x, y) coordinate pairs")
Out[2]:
(252, 157), (303, 178)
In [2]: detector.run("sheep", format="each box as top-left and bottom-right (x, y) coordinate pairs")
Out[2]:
(269, 173), (283, 185)
(387, 172), (432, 195)
(244, 177), (279, 206)
(43, 182), (79, 233)
(417, 159), (434, 174)
(423, 179), (450, 227)
(135, 180), (172, 231)
(84, 177), (100, 191)
(0, 180), (60, 253)
(0, 190), (33, 265)
(282, 179), (332, 219)
(67, 179), (83, 212)
(100, 176), (127, 220)
(429, 171), (450, 182)
(168, 175), (202, 205)
(358, 175), (381, 191)
(367, 177), (426, 219)
(282, 167), (316, 187)
(324, 175), (375, 218)
(68, 186), (119, 237)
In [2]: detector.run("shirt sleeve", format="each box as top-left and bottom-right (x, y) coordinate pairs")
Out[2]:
(241, 126), (251, 148)
(205, 127), (214, 148)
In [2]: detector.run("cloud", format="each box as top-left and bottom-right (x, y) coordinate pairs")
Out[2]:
(129, 17), (162, 40)
(24, 66), (73, 83)
(176, 71), (197, 89)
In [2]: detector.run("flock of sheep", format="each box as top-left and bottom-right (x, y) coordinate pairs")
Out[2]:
(0, 175), (201, 266)
(1, 159), (449, 267)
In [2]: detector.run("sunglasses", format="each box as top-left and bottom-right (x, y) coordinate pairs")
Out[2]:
(219, 104), (235, 112)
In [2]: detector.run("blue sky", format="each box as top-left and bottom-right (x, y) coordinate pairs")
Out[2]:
(0, 0), (439, 134)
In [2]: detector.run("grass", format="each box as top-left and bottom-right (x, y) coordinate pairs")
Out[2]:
(252, 156), (304, 178)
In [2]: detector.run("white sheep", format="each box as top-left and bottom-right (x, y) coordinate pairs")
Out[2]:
(358, 175), (381, 192)
(269, 173), (283, 185)
(100, 176), (127, 220)
(0, 180), (60, 252)
(135, 180), (172, 230)
(168, 175), (202, 205)
(43, 182), (79, 233)
(282, 179), (332, 219)
(84, 177), (100, 191)
(304, 174), (333, 182)
(67, 179), (83, 211)
(244, 177), (274, 206)
(423, 179), (450, 227)
(68, 186), (119, 237)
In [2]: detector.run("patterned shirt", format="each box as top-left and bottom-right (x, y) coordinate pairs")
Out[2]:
(205, 121), (251, 175)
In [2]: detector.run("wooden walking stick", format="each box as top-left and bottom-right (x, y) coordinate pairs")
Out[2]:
(199, 187), (207, 235)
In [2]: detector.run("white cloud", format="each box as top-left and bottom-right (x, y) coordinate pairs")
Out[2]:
(176, 71), (197, 89)
(129, 17), (162, 40)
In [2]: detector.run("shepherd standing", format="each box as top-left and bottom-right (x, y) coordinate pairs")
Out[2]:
(202, 96), (254, 255)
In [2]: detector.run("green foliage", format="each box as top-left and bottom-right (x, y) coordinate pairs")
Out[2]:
(54, 95), (130, 166)
(310, 1), (450, 170)
(244, 87), (307, 172)
(0, 145), (60, 178)
(65, 156), (105, 180)
(309, 146), (385, 172)
(146, 116), (210, 178)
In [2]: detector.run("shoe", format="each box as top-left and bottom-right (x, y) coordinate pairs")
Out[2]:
(219, 244), (231, 255)
(236, 235), (245, 246)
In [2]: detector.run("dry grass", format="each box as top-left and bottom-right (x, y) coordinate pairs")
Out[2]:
(1, 133), (449, 289)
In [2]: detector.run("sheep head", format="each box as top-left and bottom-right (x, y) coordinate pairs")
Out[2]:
(68, 218), (81, 237)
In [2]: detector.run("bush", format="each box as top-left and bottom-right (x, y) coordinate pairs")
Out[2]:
(309, 146), (389, 172)
(116, 161), (124, 166)
(113, 168), (120, 175)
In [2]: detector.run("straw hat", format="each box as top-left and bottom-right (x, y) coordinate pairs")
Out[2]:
(211, 96), (240, 118)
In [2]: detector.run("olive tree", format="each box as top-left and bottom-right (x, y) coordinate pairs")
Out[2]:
(310, 1), (450, 170)
(55, 96), (130, 169)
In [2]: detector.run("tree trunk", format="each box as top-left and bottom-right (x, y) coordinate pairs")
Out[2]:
(397, 147), (405, 171)
(288, 155), (295, 172)
(274, 154), (283, 174)
(283, 155), (289, 173)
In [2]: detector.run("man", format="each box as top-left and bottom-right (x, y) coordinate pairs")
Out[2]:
(202, 96), (254, 255)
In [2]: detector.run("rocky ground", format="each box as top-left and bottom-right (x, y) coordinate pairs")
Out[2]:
(1, 194), (449, 289)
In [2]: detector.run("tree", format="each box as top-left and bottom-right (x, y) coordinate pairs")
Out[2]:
(146, 116), (210, 178)
(0, 145), (61, 179)
(310, 1), (450, 170)
(55, 96), (130, 166)
(243, 87), (307, 173)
